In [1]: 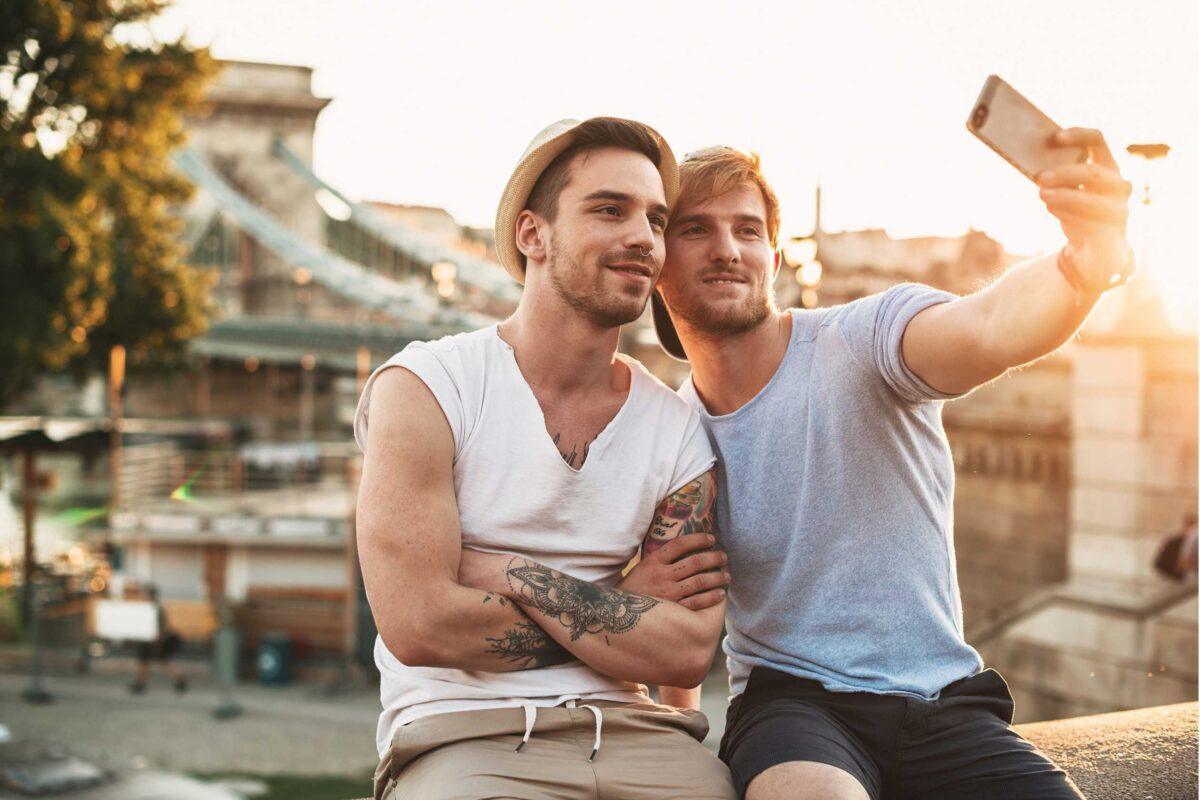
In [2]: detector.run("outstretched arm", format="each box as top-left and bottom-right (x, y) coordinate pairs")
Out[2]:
(459, 471), (727, 689)
(902, 127), (1134, 395)
(356, 367), (574, 672)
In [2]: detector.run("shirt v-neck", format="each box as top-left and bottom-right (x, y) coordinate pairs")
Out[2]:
(492, 326), (640, 474)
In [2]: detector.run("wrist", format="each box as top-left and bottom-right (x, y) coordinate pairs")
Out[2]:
(1057, 244), (1135, 304)
(495, 554), (534, 599)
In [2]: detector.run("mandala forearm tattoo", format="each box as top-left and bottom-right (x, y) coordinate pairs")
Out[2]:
(505, 560), (660, 641)
(484, 620), (575, 668)
(644, 474), (718, 556)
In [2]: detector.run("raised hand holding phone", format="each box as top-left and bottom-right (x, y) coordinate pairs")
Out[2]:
(967, 75), (1135, 298)
(1036, 127), (1135, 297)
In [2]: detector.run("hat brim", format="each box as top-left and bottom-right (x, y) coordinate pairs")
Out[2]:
(651, 291), (688, 361)
(495, 118), (679, 286)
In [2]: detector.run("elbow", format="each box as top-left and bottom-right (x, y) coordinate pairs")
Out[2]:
(606, 642), (712, 688)
(658, 614), (721, 687)
(379, 623), (441, 667)
(377, 601), (450, 668)
(672, 652), (714, 689)
(660, 638), (716, 689)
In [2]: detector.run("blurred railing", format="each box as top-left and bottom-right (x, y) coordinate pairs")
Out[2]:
(112, 441), (361, 540)
(971, 581), (1198, 648)
(117, 441), (357, 507)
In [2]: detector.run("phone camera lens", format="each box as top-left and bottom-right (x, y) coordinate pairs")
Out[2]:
(970, 104), (989, 130)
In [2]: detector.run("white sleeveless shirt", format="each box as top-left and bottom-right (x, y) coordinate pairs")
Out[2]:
(354, 326), (715, 756)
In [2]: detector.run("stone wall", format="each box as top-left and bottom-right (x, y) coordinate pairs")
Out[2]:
(947, 355), (1073, 635)
(977, 333), (1198, 723)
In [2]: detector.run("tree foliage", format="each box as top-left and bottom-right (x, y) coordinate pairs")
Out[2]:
(0, 0), (218, 408)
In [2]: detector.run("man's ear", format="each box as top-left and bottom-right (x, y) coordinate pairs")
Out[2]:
(772, 248), (782, 279)
(515, 210), (547, 265)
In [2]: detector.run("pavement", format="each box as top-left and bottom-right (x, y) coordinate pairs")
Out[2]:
(0, 655), (735, 782)
(0, 667), (382, 779)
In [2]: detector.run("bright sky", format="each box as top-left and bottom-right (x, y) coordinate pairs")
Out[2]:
(156, 0), (1198, 327)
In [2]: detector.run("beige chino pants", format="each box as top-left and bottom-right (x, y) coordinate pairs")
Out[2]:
(374, 701), (737, 800)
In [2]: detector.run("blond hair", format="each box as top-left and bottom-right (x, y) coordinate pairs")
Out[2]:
(677, 146), (781, 247)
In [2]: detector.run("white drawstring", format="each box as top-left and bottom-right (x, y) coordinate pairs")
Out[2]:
(512, 699), (604, 761)
(567, 699), (604, 762)
(515, 704), (537, 752)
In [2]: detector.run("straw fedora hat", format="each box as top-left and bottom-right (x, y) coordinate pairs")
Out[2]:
(494, 117), (680, 285)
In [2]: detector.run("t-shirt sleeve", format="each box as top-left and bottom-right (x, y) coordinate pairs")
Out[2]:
(838, 283), (966, 404)
(353, 343), (468, 458)
(666, 409), (717, 496)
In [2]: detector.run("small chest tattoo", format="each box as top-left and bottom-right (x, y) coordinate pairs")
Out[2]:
(551, 432), (595, 469)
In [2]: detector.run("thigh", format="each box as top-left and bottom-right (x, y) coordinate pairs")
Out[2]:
(900, 710), (1084, 799)
(384, 734), (593, 800)
(593, 704), (736, 800)
(720, 696), (882, 800)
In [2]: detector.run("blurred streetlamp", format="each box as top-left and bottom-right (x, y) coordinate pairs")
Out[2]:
(299, 353), (316, 441)
(782, 235), (822, 308)
(431, 260), (457, 299)
(293, 267), (312, 318)
(108, 344), (125, 527)
(782, 237), (818, 268)
(1125, 143), (1170, 206)
(1124, 142), (1171, 286)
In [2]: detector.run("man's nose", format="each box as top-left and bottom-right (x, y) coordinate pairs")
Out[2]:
(622, 216), (656, 254)
(709, 228), (740, 265)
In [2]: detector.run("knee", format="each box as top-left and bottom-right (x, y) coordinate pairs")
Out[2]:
(746, 761), (870, 800)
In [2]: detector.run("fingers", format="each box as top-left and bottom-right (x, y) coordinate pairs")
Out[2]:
(670, 550), (728, 579)
(679, 588), (727, 611)
(1039, 187), (1128, 225)
(1054, 127), (1117, 169)
(1037, 163), (1130, 199)
(653, 532), (716, 564)
(677, 569), (731, 599)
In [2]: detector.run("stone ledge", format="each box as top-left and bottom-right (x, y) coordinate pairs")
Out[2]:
(1018, 702), (1198, 800)
(349, 703), (1198, 800)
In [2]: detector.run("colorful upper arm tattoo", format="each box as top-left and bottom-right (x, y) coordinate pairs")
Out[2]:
(643, 470), (718, 556)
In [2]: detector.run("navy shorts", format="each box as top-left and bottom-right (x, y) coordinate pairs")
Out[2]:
(718, 667), (1084, 799)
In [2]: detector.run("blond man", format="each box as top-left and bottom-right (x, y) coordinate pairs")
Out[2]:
(652, 137), (1132, 799)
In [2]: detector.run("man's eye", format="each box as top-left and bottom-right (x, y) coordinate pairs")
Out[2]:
(740, 227), (763, 237)
(683, 225), (705, 235)
(597, 206), (620, 217)
(649, 216), (667, 230)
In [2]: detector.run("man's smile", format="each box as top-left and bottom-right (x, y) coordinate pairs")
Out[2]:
(701, 272), (749, 286)
(608, 263), (654, 282)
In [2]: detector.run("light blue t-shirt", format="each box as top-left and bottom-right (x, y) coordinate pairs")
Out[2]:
(679, 284), (985, 700)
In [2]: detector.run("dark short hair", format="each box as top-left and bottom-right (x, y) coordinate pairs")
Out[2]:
(525, 117), (662, 222)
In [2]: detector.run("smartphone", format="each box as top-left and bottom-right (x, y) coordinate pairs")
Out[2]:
(966, 75), (1086, 182)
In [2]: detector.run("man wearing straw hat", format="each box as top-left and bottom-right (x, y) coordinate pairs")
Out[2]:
(651, 137), (1132, 799)
(354, 118), (737, 799)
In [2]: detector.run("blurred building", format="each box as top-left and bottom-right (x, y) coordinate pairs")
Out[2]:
(6, 59), (1194, 709)
(80, 60), (520, 669)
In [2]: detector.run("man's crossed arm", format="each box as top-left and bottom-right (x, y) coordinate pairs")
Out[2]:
(356, 365), (727, 688)
(458, 471), (727, 691)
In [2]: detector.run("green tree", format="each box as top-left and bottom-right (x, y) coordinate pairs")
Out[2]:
(0, 0), (218, 408)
